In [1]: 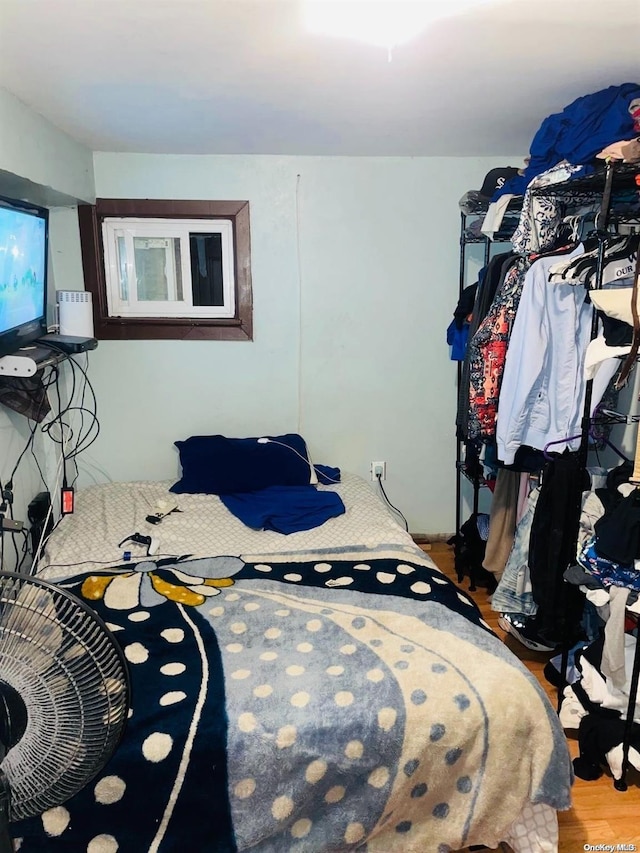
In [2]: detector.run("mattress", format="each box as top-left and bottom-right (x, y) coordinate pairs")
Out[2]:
(38, 473), (433, 579)
(17, 474), (572, 853)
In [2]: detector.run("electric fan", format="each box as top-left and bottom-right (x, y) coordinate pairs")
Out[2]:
(0, 570), (130, 852)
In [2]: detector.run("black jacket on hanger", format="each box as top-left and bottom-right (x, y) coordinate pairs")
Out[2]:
(527, 453), (590, 645)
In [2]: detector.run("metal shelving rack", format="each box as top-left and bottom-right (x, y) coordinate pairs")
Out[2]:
(454, 201), (520, 588)
(530, 160), (640, 789)
(456, 162), (640, 787)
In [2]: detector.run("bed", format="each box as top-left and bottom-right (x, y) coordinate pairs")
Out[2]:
(13, 472), (572, 853)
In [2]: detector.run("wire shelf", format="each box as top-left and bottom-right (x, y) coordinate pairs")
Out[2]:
(530, 162), (640, 200)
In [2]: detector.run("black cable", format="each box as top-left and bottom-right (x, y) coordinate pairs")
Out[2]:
(20, 359), (91, 489)
(375, 473), (409, 531)
(5, 355), (98, 572)
(7, 505), (19, 569)
(6, 365), (58, 489)
(32, 512), (65, 566)
(54, 362), (68, 488)
(18, 528), (30, 573)
(53, 353), (99, 459)
(71, 353), (89, 485)
(42, 554), (182, 572)
(4, 528), (31, 574)
(40, 353), (100, 463)
(0, 490), (27, 570)
(30, 442), (49, 491)
(8, 418), (40, 487)
(5, 368), (61, 524)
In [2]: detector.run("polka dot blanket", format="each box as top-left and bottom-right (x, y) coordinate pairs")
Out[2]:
(13, 551), (572, 852)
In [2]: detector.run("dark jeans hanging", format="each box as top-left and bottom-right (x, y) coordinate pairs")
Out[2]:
(528, 452), (589, 645)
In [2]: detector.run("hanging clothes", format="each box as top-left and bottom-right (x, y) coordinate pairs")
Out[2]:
(482, 469), (521, 580)
(509, 164), (593, 254)
(491, 485), (541, 617)
(467, 240), (591, 444)
(496, 244), (620, 465)
(466, 256), (529, 443)
(527, 453), (590, 647)
(446, 282), (478, 362)
(456, 252), (515, 441)
(548, 234), (638, 289)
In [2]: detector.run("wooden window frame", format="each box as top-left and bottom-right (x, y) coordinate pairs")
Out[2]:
(78, 199), (253, 341)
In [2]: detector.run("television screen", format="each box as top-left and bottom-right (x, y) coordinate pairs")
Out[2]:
(0, 196), (47, 356)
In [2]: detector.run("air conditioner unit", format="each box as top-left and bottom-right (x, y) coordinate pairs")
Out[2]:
(57, 290), (94, 337)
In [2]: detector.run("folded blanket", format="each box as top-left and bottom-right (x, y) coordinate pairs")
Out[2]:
(221, 485), (345, 534)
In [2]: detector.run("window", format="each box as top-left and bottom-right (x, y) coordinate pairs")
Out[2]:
(78, 199), (252, 341)
(102, 218), (235, 319)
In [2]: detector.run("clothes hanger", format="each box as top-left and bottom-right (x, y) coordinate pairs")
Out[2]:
(601, 233), (638, 263)
(556, 215), (582, 247)
(596, 408), (640, 425)
(543, 435), (582, 460)
(582, 237), (636, 288)
(557, 234), (637, 288)
(551, 239), (603, 280)
(542, 424), (631, 463)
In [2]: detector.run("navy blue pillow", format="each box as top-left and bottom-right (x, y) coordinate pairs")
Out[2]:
(170, 433), (316, 495)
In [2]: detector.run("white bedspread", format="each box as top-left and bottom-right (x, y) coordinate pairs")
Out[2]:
(31, 474), (566, 852)
(39, 473), (435, 579)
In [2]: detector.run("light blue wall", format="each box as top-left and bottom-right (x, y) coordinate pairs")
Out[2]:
(0, 86), (95, 203)
(90, 152), (515, 533)
(0, 122), (519, 536)
(49, 207), (88, 293)
(0, 90), (94, 569)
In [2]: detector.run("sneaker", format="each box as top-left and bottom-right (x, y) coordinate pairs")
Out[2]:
(498, 613), (557, 653)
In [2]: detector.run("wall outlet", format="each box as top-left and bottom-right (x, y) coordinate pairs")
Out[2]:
(370, 461), (386, 481)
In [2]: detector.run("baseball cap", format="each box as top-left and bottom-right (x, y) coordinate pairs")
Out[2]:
(478, 167), (520, 199)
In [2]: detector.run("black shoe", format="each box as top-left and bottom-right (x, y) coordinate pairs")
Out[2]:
(498, 614), (557, 652)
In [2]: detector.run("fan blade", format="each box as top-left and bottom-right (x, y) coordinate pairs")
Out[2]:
(0, 570), (130, 823)
(0, 683), (27, 754)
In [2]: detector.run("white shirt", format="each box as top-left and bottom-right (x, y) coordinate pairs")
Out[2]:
(496, 244), (618, 464)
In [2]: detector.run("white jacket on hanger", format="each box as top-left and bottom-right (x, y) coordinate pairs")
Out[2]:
(496, 244), (618, 465)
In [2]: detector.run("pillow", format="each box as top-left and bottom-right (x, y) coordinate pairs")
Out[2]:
(170, 433), (318, 495)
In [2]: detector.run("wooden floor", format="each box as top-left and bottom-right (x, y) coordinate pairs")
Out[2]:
(427, 542), (640, 853)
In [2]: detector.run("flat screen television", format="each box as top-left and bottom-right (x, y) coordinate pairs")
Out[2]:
(0, 194), (48, 359)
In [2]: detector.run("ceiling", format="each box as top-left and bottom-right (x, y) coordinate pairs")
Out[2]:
(0, 0), (638, 157)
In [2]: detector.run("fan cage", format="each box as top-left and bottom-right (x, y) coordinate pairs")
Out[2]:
(0, 571), (130, 821)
